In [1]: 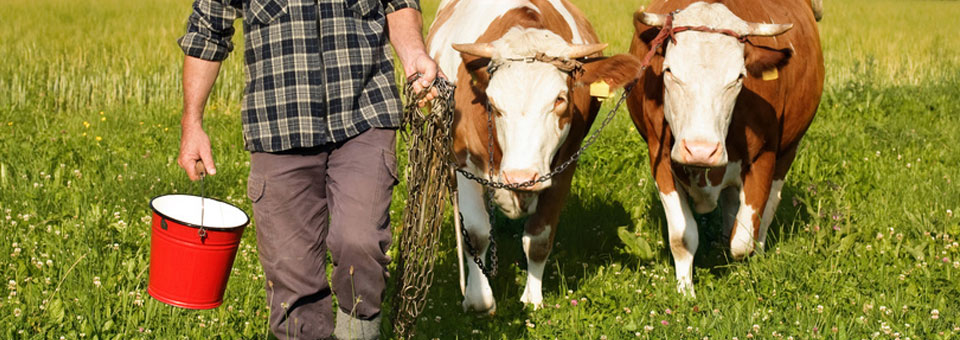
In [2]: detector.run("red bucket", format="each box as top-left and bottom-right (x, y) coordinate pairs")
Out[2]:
(148, 194), (249, 309)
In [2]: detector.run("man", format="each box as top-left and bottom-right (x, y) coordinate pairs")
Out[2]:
(175, 0), (440, 339)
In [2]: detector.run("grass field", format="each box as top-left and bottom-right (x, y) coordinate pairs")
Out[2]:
(1, 0), (959, 338)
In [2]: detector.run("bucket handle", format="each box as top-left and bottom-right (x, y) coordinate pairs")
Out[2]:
(196, 161), (208, 240)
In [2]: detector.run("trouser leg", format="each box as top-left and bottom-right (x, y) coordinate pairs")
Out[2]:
(249, 150), (333, 339)
(326, 127), (397, 322)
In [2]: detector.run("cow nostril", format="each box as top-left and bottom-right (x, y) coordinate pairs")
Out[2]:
(502, 170), (540, 187)
(680, 140), (722, 163)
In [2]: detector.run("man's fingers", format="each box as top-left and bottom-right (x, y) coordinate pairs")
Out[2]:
(199, 150), (216, 176)
(180, 157), (201, 181)
(419, 61), (437, 87)
(412, 81), (426, 94)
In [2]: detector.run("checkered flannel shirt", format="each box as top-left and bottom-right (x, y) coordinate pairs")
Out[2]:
(178, 0), (419, 152)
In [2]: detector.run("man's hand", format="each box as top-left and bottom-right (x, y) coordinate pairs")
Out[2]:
(178, 124), (216, 181)
(405, 52), (445, 106)
(180, 56), (222, 181)
(386, 8), (445, 106)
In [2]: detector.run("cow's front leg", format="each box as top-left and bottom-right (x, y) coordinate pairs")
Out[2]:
(730, 154), (775, 259)
(456, 173), (496, 314)
(658, 183), (699, 297)
(757, 179), (784, 250)
(519, 220), (554, 309)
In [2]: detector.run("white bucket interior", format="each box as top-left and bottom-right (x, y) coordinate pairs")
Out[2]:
(152, 194), (248, 229)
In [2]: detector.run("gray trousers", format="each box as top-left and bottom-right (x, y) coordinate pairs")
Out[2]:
(246, 128), (397, 339)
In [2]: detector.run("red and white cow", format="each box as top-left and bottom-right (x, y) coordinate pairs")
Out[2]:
(427, 0), (642, 312)
(627, 0), (824, 296)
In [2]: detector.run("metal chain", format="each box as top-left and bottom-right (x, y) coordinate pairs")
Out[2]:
(455, 80), (636, 190)
(393, 74), (457, 339)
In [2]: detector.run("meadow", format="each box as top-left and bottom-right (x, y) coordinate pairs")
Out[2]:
(0, 0), (958, 338)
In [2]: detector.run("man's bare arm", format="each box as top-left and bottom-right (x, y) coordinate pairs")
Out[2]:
(178, 55), (221, 181)
(386, 8), (443, 100)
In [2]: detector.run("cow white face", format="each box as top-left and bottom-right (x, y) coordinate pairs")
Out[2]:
(454, 28), (607, 191)
(486, 61), (569, 191)
(639, 2), (792, 167)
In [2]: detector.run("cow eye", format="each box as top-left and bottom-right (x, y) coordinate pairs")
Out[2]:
(554, 96), (568, 111)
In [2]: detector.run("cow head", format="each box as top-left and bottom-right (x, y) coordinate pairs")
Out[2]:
(454, 28), (641, 191)
(637, 2), (793, 167)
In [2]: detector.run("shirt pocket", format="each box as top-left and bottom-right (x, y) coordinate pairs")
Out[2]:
(347, 0), (381, 18)
(247, 0), (288, 25)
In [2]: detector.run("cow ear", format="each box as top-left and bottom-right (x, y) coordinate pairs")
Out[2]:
(579, 54), (644, 91)
(744, 45), (792, 78)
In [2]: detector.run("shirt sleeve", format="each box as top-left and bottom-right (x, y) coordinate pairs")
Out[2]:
(177, 0), (242, 61)
(384, 0), (420, 14)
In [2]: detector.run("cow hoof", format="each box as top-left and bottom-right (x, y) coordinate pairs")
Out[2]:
(519, 296), (543, 310)
(462, 298), (496, 316)
(677, 282), (697, 299)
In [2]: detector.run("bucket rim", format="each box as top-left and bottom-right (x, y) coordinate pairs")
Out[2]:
(150, 194), (250, 230)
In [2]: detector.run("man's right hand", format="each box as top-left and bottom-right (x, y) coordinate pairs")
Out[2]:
(178, 124), (216, 181)
(180, 55), (223, 181)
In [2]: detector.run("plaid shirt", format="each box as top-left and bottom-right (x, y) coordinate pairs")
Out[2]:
(179, 0), (419, 152)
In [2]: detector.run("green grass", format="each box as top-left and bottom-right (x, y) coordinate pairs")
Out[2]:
(1, 0), (959, 338)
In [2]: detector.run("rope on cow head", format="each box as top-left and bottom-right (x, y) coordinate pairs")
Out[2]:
(640, 9), (762, 67)
(487, 52), (584, 77)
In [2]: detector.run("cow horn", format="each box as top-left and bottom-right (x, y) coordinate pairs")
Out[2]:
(452, 43), (495, 58)
(746, 22), (794, 36)
(635, 11), (667, 27)
(567, 43), (607, 59)
(811, 0), (824, 21)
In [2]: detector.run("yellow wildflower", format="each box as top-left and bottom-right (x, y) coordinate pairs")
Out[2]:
(100, 117), (106, 122)
(83, 121), (90, 128)
(95, 136), (102, 141)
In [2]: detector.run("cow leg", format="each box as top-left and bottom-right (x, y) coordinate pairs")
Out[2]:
(519, 222), (553, 309)
(758, 144), (800, 249)
(757, 179), (784, 249)
(658, 185), (699, 297)
(719, 186), (740, 242)
(729, 154), (776, 259)
(518, 158), (573, 309)
(456, 173), (497, 314)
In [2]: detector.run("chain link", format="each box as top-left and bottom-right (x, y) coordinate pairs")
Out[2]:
(393, 74), (457, 339)
(455, 80), (635, 190)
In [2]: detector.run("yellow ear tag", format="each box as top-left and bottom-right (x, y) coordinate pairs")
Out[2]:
(590, 80), (611, 99)
(762, 68), (779, 81)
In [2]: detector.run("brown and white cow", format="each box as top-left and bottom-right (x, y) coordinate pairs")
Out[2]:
(427, 0), (642, 312)
(627, 0), (824, 296)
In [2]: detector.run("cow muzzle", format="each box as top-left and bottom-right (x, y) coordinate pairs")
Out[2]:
(673, 139), (727, 168)
(501, 169), (546, 191)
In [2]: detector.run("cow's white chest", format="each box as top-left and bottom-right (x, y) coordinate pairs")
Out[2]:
(678, 161), (742, 214)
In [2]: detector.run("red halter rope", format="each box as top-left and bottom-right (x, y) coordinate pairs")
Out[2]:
(641, 11), (750, 67)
